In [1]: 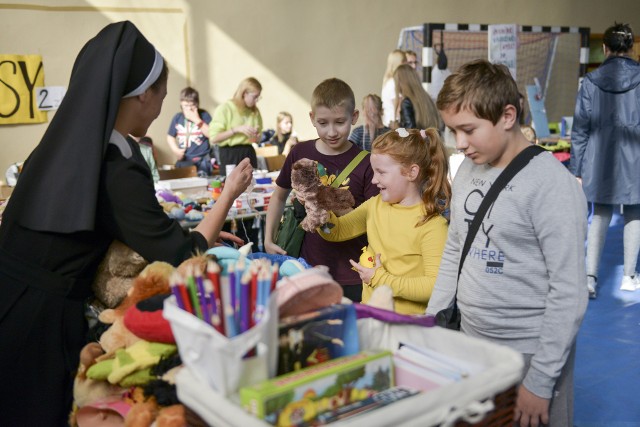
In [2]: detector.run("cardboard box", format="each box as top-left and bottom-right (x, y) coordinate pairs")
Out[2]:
(0, 185), (13, 200)
(264, 155), (285, 172)
(155, 177), (209, 197)
(255, 146), (279, 157)
(240, 350), (393, 425)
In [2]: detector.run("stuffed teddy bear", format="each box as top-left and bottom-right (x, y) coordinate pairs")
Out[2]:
(92, 240), (149, 309)
(98, 261), (175, 354)
(291, 158), (355, 232)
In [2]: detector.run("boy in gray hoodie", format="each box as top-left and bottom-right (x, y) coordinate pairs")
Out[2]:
(426, 59), (588, 427)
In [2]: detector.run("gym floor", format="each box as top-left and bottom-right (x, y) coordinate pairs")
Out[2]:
(574, 208), (640, 426)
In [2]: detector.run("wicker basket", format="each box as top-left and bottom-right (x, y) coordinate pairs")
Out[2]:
(456, 386), (517, 427)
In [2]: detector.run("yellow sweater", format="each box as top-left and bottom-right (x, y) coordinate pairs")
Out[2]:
(321, 195), (448, 315)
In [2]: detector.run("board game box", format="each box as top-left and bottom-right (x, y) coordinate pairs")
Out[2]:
(240, 350), (393, 426)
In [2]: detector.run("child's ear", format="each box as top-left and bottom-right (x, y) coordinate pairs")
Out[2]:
(502, 104), (518, 130)
(351, 109), (360, 125)
(406, 164), (420, 181)
(309, 111), (315, 125)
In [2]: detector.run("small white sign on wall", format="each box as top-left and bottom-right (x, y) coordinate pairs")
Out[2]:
(36, 86), (66, 111)
(488, 24), (517, 79)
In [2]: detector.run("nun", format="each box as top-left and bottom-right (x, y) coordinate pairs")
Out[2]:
(0, 21), (252, 424)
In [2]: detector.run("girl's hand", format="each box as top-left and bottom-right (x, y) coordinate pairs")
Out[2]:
(234, 124), (258, 138)
(224, 158), (253, 199)
(214, 231), (244, 247)
(349, 253), (381, 284)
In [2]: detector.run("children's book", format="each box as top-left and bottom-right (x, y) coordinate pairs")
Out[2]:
(397, 342), (484, 380)
(393, 354), (453, 392)
(277, 304), (358, 376)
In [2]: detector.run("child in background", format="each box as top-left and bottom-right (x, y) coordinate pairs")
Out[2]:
(133, 135), (160, 183)
(348, 94), (390, 152)
(269, 111), (299, 156)
(320, 128), (450, 314)
(394, 63), (442, 131)
(426, 59), (588, 427)
(381, 49), (407, 128)
(265, 78), (379, 302)
(166, 87), (213, 176)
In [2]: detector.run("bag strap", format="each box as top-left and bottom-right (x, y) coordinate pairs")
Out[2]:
(331, 150), (369, 188)
(457, 144), (545, 281)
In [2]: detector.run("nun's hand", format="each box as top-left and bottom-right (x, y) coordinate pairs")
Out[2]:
(224, 158), (253, 199)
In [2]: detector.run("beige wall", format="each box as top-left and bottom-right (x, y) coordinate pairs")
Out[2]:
(2, 0), (640, 177)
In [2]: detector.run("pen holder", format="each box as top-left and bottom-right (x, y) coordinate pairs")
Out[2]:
(163, 292), (279, 396)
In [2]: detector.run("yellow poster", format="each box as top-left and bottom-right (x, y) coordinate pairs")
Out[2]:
(0, 54), (47, 125)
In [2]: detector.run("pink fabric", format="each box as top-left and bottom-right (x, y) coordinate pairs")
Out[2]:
(76, 399), (131, 427)
(276, 266), (343, 317)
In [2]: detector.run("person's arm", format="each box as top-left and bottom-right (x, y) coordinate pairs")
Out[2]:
(399, 98), (417, 129)
(520, 172), (588, 402)
(425, 211), (461, 315)
(264, 185), (291, 254)
(282, 135), (298, 156)
(317, 205), (368, 243)
(568, 79), (593, 178)
(366, 217), (448, 303)
(193, 158), (253, 246)
(166, 134), (185, 160)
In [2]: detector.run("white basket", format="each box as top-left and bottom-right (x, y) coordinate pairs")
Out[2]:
(175, 317), (524, 427)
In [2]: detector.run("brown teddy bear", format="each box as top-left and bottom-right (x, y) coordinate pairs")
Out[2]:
(291, 158), (355, 232)
(92, 240), (149, 309)
(98, 261), (175, 354)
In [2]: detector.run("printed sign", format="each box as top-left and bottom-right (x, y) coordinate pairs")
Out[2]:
(0, 54), (47, 124)
(488, 24), (517, 79)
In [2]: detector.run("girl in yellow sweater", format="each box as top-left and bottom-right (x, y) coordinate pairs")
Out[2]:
(320, 128), (450, 314)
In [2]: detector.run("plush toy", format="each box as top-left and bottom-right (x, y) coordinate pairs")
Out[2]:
(291, 158), (355, 232)
(98, 261), (175, 354)
(92, 240), (149, 309)
(74, 342), (124, 403)
(367, 285), (395, 312)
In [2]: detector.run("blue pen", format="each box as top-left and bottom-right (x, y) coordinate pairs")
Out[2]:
(220, 272), (237, 337)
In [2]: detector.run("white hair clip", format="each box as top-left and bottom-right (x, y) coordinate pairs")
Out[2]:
(419, 129), (427, 139)
(396, 128), (409, 137)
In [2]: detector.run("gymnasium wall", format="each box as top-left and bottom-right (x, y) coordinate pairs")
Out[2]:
(1, 0), (639, 175)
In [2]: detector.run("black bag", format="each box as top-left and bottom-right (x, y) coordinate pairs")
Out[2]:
(275, 199), (306, 258)
(436, 145), (545, 330)
(435, 304), (461, 331)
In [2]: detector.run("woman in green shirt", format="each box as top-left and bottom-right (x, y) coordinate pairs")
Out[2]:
(210, 77), (263, 175)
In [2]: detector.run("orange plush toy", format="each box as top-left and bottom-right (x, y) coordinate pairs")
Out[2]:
(98, 261), (175, 354)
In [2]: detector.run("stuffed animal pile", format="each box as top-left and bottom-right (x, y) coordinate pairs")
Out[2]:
(290, 158), (355, 232)
(72, 260), (191, 427)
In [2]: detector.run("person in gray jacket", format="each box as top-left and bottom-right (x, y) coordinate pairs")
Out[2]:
(428, 60), (588, 427)
(570, 22), (640, 297)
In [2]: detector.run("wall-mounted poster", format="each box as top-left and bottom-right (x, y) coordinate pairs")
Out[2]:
(0, 54), (47, 125)
(488, 24), (517, 79)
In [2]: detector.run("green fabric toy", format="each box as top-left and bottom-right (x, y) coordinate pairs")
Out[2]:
(86, 340), (176, 385)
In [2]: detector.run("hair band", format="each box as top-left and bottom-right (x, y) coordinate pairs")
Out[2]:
(396, 128), (409, 137)
(419, 129), (427, 139)
(124, 50), (164, 98)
